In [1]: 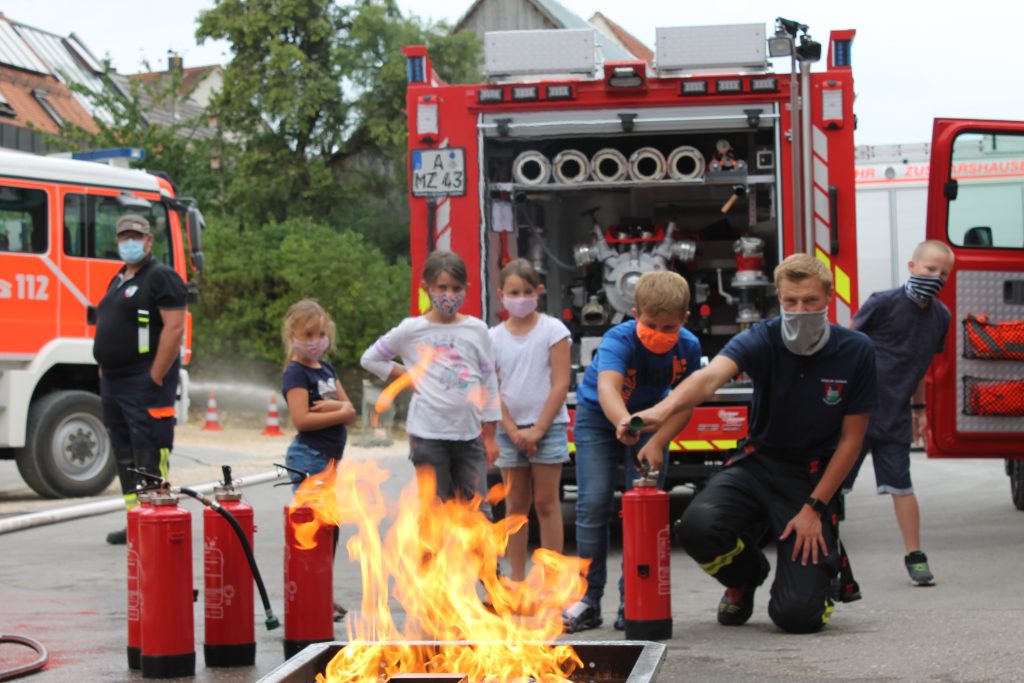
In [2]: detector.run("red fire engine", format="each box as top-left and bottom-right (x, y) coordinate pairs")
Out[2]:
(401, 20), (859, 492)
(924, 119), (1024, 509)
(0, 149), (203, 498)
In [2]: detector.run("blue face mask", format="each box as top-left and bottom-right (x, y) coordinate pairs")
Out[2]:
(118, 239), (146, 264)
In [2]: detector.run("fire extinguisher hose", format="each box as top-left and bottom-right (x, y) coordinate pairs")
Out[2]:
(0, 633), (48, 680)
(178, 487), (280, 631)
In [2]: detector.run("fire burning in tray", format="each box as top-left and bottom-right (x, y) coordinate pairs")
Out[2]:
(289, 458), (590, 683)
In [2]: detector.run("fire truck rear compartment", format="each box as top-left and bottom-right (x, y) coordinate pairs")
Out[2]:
(481, 122), (782, 362)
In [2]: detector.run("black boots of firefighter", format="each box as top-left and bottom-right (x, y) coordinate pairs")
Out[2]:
(718, 554), (771, 626)
(107, 447), (161, 545)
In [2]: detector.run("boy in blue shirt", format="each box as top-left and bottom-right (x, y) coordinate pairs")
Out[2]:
(563, 271), (701, 633)
(627, 254), (876, 634)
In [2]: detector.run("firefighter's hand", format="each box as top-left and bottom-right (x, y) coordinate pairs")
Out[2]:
(636, 440), (664, 472)
(149, 369), (164, 387)
(779, 507), (828, 566)
(912, 409), (927, 442)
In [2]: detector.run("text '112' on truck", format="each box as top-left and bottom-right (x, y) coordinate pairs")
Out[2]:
(402, 20), (859, 496)
(0, 150), (204, 498)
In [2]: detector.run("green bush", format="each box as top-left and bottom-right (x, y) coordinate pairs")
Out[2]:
(191, 215), (410, 372)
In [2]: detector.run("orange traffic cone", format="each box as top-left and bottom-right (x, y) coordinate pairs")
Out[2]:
(202, 390), (222, 431)
(261, 394), (284, 436)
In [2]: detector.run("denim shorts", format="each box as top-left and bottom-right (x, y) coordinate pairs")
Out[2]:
(495, 423), (570, 468)
(284, 439), (338, 491)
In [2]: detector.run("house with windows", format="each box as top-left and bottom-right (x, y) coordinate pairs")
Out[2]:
(0, 15), (100, 152)
(0, 14), (218, 152)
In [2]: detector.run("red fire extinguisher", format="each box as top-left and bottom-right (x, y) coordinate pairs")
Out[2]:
(138, 492), (195, 678)
(622, 468), (673, 641)
(203, 483), (255, 667)
(283, 503), (335, 659)
(126, 493), (151, 670)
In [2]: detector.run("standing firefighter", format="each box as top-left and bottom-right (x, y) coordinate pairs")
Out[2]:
(93, 214), (187, 544)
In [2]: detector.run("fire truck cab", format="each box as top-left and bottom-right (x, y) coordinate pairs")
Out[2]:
(0, 149), (202, 498)
(402, 21), (859, 495)
(924, 119), (1024, 509)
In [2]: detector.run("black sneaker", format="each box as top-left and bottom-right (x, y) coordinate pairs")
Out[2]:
(905, 551), (935, 586)
(562, 600), (602, 633)
(717, 584), (757, 626)
(106, 528), (127, 545)
(613, 602), (625, 631)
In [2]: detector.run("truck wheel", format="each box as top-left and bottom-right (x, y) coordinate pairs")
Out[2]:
(15, 391), (115, 498)
(1009, 459), (1024, 511)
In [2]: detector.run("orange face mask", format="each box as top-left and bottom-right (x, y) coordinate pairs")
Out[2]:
(636, 321), (678, 354)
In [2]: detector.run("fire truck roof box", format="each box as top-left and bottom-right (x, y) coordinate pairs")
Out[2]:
(655, 24), (768, 74)
(484, 29), (598, 80)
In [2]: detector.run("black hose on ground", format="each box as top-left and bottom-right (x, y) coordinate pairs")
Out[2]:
(0, 633), (48, 680)
(178, 487), (280, 631)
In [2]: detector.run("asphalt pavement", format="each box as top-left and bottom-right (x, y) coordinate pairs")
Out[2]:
(1, 428), (1022, 682)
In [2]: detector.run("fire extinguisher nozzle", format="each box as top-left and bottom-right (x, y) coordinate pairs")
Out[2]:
(265, 615), (281, 631)
(628, 415), (645, 435)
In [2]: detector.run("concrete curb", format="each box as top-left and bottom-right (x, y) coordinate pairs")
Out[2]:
(0, 470), (282, 536)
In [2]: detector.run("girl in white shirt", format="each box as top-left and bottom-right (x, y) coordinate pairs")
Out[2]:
(489, 259), (572, 581)
(361, 250), (500, 504)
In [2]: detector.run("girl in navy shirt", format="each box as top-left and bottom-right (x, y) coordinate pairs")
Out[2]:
(281, 298), (356, 622)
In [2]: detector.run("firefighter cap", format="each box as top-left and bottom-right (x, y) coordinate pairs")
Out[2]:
(115, 214), (151, 236)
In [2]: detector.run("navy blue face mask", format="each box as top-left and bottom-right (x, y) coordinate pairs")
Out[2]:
(904, 275), (945, 305)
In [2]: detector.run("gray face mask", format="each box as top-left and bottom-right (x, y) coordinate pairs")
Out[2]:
(781, 309), (831, 356)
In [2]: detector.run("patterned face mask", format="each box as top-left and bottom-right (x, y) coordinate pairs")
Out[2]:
(430, 291), (465, 317)
(904, 274), (945, 305)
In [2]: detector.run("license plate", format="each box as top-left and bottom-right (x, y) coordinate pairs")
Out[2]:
(411, 148), (466, 197)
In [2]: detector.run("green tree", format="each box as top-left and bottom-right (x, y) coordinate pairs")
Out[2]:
(192, 216), (409, 370)
(197, 0), (481, 251)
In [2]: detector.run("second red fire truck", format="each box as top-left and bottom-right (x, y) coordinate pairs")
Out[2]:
(402, 19), (859, 495)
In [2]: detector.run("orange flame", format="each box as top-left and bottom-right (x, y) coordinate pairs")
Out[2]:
(288, 460), (589, 682)
(374, 346), (437, 415)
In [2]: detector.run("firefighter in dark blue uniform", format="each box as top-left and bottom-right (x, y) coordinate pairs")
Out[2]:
(93, 214), (187, 545)
(621, 253), (877, 633)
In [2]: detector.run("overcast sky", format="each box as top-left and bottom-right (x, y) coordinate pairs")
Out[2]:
(3, 0), (1021, 146)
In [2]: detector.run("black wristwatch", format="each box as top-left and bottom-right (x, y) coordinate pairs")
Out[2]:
(805, 496), (828, 514)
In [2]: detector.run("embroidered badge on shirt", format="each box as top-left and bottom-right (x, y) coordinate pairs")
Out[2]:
(822, 379), (846, 405)
(124, 285), (139, 298)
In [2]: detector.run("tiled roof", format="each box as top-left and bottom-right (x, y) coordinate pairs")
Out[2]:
(8, 19), (116, 125)
(0, 64), (97, 134)
(129, 64), (221, 104)
(109, 73), (217, 141)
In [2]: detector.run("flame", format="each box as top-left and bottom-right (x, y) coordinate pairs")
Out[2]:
(289, 460), (589, 682)
(374, 346), (437, 415)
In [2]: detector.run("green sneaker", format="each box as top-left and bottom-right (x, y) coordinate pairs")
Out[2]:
(905, 551), (935, 586)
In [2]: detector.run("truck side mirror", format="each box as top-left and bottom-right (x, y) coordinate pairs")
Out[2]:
(186, 206), (205, 273)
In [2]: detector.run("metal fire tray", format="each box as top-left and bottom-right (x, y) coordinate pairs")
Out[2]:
(257, 640), (666, 683)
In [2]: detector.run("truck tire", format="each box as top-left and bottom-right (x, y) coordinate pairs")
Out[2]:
(15, 391), (115, 499)
(1009, 459), (1024, 511)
